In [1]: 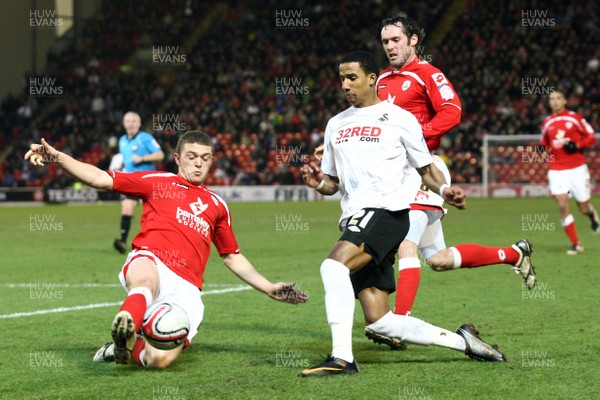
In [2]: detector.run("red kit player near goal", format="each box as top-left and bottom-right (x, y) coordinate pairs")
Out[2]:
(541, 89), (599, 254)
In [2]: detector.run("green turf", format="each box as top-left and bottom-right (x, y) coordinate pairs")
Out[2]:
(1, 197), (599, 399)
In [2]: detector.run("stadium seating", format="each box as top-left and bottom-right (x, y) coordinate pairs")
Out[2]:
(1, 0), (598, 187)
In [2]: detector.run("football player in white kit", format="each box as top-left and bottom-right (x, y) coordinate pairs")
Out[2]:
(299, 51), (505, 377)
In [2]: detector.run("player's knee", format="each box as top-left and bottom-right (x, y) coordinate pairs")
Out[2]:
(398, 240), (418, 258)
(556, 199), (570, 214)
(125, 260), (159, 294)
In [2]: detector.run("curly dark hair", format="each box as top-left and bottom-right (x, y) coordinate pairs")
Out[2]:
(381, 13), (426, 44)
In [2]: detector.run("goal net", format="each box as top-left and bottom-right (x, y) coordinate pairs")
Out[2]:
(481, 134), (600, 198)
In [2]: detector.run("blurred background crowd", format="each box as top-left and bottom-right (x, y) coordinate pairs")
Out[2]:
(1, 0), (598, 188)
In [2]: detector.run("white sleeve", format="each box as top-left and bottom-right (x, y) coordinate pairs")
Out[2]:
(321, 121), (337, 177)
(108, 153), (124, 171)
(401, 112), (432, 168)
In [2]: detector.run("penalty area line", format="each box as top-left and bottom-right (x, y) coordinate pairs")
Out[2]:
(0, 286), (252, 319)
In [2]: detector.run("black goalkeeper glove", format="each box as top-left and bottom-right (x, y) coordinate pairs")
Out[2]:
(563, 141), (578, 154)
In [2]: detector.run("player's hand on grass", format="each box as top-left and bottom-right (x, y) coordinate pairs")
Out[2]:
(24, 138), (60, 166)
(301, 161), (324, 188)
(442, 186), (467, 210)
(270, 282), (309, 304)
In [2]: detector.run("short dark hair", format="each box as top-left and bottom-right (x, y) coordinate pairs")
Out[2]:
(381, 13), (426, 44)
(175, 130), (213, 154)
(550, 88), (568, 98)
(339, 51), (380, 77)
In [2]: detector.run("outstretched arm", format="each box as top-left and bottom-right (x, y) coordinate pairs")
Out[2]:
(221, 253), (309, 304)
(25, 138), (114, 191)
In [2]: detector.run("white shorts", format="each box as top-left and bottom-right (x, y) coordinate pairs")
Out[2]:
(404, 209), (447, 259)
(548, 164), (591, 202)
(118, 250), (205, 344)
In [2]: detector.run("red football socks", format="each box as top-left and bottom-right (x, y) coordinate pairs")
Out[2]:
(131, 337), (146, 366)
(453, 243), (519, 267)
(563, 222), (579, 245)
(394, 258), (421, 316)
(119, 292), (147, 332)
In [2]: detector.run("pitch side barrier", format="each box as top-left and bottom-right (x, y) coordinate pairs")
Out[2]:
(2, 182), (600, 205)
(0, 185), (342, 204)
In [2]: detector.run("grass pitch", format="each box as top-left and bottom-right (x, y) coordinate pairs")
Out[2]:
(1, 197), (599, 399)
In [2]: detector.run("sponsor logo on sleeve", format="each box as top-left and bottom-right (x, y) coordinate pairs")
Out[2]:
(432, 72), (455, 100)
(432, 73), (448, 85)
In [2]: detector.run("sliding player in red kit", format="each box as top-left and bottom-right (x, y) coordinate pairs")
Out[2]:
(369, 15), (536, 341)
(25, 131), (308, 369)
(541, 89), (599, 254)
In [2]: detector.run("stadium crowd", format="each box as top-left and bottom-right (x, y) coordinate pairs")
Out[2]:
(1, 0), (598, 187)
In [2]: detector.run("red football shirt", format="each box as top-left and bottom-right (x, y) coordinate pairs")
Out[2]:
(108, 170), (240, 289)
(541, 110), (596, 170)
(376, 57), (462, 151)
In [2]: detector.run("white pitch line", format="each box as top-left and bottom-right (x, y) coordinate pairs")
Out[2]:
(1, 283), (121, 288)
(0, 283), (246, 288)
(0, 286), (252, 319)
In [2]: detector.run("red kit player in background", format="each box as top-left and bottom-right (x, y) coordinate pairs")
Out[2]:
(541, 89), (599, 254)
(375, 14), (536, 325)
(25, 131), (308, 369)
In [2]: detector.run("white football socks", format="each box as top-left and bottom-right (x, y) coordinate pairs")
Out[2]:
(366, 311), (466, 352)
(320, 258), (354, 362)
(398, 257), (421, 271)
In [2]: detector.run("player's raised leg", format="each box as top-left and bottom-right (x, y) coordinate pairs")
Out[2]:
(426, 239), (537, 289)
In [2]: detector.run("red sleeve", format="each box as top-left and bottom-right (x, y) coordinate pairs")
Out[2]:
(212, 199), (240, 256)
(423, 68), (462, 147)
(575, 115), (596, 149)
(109, 171), (156, 199)
(540, 132), (549, 147)
(540, 117), (550, 146)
